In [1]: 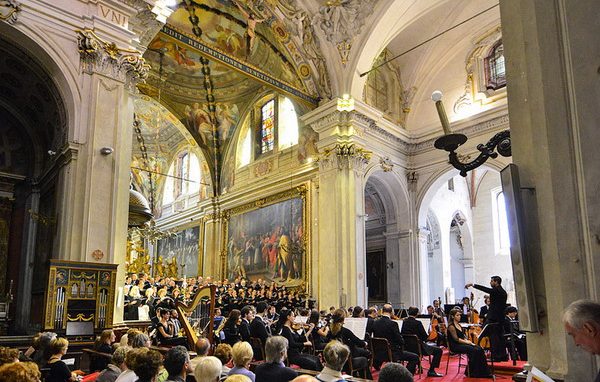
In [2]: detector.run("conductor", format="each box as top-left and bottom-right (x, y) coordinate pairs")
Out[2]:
(465, 275), (508, 361)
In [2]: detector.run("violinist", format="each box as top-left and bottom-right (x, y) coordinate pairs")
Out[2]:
(277, 309), (322, 371)
(326, 308), (372, 379)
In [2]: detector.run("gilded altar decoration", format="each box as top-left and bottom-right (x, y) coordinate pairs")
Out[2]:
(76, 29), (150, 84)
(0, 0), (20, 24)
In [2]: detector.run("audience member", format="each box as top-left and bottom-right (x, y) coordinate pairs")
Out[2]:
(96, 346), (129, 382)
(193, 356), (222, 382)
(228, 341), (255, 382)
(213, 343), (233, 379)
(563, 299), (600, 382)
(46, 337), (77, 382)
(130, 349), (162, 382)
(164, 346), (192, 382)
(0, 361), (41, 382)
(254, 336), (297, 382)
(91, 329), (116, 371)
(0, 346), (20, 366)
(315, 341), (349, 382)
(223, 375), (251, 382)
(378, 362), (413, 382)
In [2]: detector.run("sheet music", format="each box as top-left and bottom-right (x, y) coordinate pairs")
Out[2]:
(343, 317), (368, 340)
(416, 317), (431, 331)
(393, 319), (403, 331)
(294, 315), (308, 324)
(63, 358), (75, 366)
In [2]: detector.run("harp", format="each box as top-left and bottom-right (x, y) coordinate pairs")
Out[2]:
(176, 284), (216, 350)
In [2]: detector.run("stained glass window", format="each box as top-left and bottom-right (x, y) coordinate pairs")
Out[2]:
(261, 100), (275, 153)
(485, 41), (506, 90)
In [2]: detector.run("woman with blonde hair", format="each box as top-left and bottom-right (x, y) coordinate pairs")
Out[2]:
(46, 337), (78, 382)
(228, 341), (255, 382)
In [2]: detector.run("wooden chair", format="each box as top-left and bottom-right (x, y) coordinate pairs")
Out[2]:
(402, 334), (429, 376)
(345, 354), (370, 379)
(370, 337), (394, 370)
(249, 337), (265, 361)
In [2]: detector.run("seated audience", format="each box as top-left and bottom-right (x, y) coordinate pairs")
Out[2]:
(91, 329), (116, 371)
(0, 346), (20, 366)
(223, 375), (251, 382)
(194, 356), (222, 382)
(401, 306), (443, 377)
(115, 347), (144, 382)
(562, 299), (600, 382)
(96, 346), (129, 382)
(190, 337), (211, 372)
(46, 337), (78, 382)
(228, 342), (255, 382)
(315, 341), (349, 382)
(29, 331), (57, 367)
(213, 343), (233, 380)
(130, 349), (162, 382)
(0, 361), (41, 382)
(163, 346), (192, 382)
(254, 336), (297, 382)
(378, 362), (413, 382)
(447, 307), (491, 378)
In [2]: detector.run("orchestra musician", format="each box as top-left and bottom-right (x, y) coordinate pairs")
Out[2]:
(326, 308), (372, 379)
(504, 307), (527, 361)
(480, 295), (491, 322)
(426, 304), (447, 346)
(401, 307), (444, 377)
(447, 307), (492, 378)
(277, 309), (322, 371)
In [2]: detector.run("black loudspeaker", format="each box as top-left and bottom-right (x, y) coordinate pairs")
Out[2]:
(501, 164), (539, 332)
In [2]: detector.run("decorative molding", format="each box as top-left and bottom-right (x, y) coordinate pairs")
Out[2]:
(254, 159), (273, 177)
(315, 0), (376, 65)
(0, 0), (20, 24)
(317, 143), (371, 172)
(77, 29), (149, 85)
(379, 156), (393, 172)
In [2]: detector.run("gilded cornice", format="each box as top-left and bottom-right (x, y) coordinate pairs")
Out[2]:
(77, 29), (150, 85)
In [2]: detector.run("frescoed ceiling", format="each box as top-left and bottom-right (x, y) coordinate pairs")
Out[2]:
(140, 0), (325, 195)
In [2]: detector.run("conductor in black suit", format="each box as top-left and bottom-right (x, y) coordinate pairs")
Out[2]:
(372, 304), (419, 374)
(401, 307), (444, 377)
(250, 301), (270, 360)
(466, 275), (508, 361)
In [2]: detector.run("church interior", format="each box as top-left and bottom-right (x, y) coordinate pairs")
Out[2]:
(0, 0), (597, 381)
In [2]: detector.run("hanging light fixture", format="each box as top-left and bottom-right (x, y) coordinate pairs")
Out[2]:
(431, 90), (511, 176)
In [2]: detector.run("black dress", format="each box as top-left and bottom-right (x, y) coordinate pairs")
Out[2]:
(156, 321), (189, 348)
(46, 359), (71, 382)
(280, 326), (322, 371)
(447, 322), (491, 378)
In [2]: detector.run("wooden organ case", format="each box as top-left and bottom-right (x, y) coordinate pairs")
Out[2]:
(44, 260), (118, 337)
(176, 284), (216, 349)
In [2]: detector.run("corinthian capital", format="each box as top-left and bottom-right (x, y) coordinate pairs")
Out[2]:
(317, 143), (371, 172)
(77, 29), (149, 85)
(0, 0), (21, 24)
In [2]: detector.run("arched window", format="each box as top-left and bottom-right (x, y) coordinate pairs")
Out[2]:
(260, 99), (275, 154)
(492, 188), (510, 254)
(365, 68), (388, 113)
(162, 151), (202, 205)
(485, 41), (506, 90)
(278, 97), (299, 150)
(238, 95), (299, 167)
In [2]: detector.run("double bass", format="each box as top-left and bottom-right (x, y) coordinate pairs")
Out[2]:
(467, 292), (490, 348)
(427, 297), (447, 342)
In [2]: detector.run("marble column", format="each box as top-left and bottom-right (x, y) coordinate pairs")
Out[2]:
(417, 228), (431, 309)
(500, 0), (600, 379)
(62, 30), (149, 325)
(303, 100), (371, 309)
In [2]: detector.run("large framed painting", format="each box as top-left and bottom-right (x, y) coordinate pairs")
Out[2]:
(156, 223), (203, 278)
(222, 185), (309, 290)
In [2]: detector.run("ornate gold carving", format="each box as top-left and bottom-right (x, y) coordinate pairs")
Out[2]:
(0, 0), (20, 24)
(317, 143), (371, 171)
(254, 159), (273, 177)
(76, 29), (149, 84)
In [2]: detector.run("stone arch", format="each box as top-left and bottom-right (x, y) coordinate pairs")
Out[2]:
(363, 168), (417, 306)
(0, 21), (78, 143)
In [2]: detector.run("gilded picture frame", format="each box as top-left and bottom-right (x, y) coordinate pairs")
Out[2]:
(156, 221), (204, 278)
(221, 185), (310, 293)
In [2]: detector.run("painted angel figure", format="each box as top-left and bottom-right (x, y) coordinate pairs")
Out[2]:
(234, 0), (266, 57)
